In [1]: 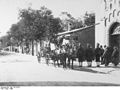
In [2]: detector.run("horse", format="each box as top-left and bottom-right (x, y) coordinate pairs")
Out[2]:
(50, 50), (60, 67)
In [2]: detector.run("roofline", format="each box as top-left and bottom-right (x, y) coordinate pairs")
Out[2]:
(57, 23), (100, 36)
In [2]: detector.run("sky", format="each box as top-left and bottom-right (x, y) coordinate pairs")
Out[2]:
(0, 0), (100, 36)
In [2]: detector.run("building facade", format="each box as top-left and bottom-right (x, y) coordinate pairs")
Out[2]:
(57, 25), (95, 48)
(95, 0), (120, 48)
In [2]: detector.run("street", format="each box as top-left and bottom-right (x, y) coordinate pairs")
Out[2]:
(0, 51), (120, 86)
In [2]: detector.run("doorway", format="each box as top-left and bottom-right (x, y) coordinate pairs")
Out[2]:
(109, 22), (120, 47)
(109, 22), (120, 61)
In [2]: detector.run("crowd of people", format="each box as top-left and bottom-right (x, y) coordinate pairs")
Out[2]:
(37, 42), (120, 69)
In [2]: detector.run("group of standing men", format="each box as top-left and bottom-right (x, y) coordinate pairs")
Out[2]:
(77, 43), (101, 67)
(77, 43), (119, 67)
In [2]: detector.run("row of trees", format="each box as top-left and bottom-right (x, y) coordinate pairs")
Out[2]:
(1, 6), (95, 55)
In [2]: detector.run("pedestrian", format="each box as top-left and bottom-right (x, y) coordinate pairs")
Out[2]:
(71, 45), (77, 69)
(102, 46), (113, 66)
(37, 52), (41, 63)
(100, 45), (104, 65)
(60, 45), (67, 68)
(76, 43), (85, 67)
(111, 46), (119, 66)
(95, 43), (101, 67)
(66, 44), (72, 68)
(50, 50), (55, 66)
(104, 45), (107, 50)
(85, 44), (94, 67)
(55, 47), (61, 67)
(45, 46), (51, 65)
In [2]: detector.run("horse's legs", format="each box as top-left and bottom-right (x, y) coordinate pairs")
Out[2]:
(46, 55), (49, 65)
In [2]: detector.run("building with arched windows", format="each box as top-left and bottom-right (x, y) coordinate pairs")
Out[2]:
(95, 0), (120, 48)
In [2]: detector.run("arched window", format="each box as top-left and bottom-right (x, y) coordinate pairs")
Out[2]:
(104, 18), (107, 27)
(113, 9), (116, 17)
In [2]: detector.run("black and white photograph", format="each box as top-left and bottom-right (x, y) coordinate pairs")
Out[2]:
(0, 0), (120, 87)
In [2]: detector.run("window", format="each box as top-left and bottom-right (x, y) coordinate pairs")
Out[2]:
(104, 18), (107, 27)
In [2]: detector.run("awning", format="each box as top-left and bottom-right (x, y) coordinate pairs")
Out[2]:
(112, 26), (120, 35)
(57, 23), (100, 36)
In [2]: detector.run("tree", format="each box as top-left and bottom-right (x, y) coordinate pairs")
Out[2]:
(48, 17), (63, 44)
(0, 35), (11, 48)
(18, 6), (63, 55)
(60, 12), (83, 31)
(6, 5), (64, 55)
(84, 12), (95, 26)
(19, 7), (38, 55)
(9, 22), (24, 45)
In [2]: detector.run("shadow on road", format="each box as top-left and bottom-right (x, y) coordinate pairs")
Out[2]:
(71, 65), (120, 74)
(40, 60), (120, 74)
(72, 66), (107, 74)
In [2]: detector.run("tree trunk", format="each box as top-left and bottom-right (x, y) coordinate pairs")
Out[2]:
(22, 46), (24, 54)
(39, 40), (42, 50)
(32, 40), (34, 56)
(36, 41), (38, 56)
(21, 42), (24, 54)
(39, 40), (43, 56)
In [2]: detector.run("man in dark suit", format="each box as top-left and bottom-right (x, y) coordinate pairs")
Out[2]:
(95, 43), (101, 67)
(112, 46), (119, 66)
(77, 43), (85, 67)
(85, 44), (94, 67)
(102, 46), (113, 66)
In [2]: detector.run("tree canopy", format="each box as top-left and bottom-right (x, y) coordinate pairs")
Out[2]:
(7, 6), (63, 46)
(4, 6), (95, 47)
